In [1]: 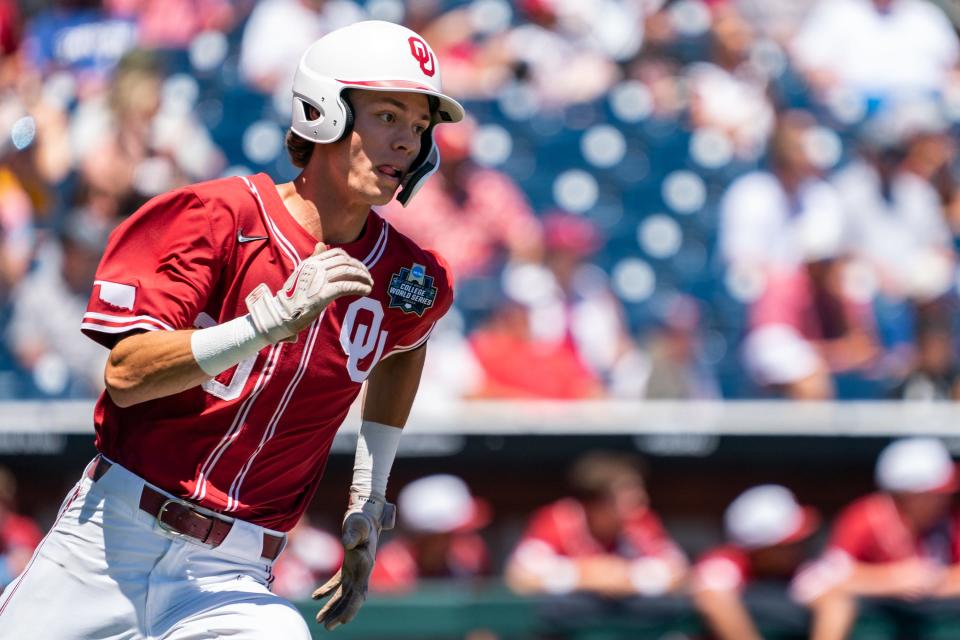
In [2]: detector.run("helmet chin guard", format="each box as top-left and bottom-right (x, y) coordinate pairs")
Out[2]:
(397, 132), (440, 207)
(289, 21), (464, 206)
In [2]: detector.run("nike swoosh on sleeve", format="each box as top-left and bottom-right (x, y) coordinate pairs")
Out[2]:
(237, 231), (270, 243)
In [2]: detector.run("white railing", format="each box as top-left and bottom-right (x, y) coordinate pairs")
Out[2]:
(2, 400), (960, 436)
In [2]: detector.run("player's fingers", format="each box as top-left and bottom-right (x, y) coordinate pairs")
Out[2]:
(319, 588), (349, 627)
(324, 261), (370, 278)
(312, 242), (327, 256)
(329, 280), (373, 300)
(312, 571), (342, 600)
(316, 588), (344, 624)
(339, 593), (366, 626)
(326, 264), (374, 286)
(316, 247), (350, 262)
(323, 588), (361, 630)
(316, 251), (359, 269)
(325, 597), (360, 630)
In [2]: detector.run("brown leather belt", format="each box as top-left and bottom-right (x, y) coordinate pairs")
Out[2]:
(89, 456), (284, 561)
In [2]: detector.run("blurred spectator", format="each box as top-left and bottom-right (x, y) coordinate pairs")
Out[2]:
(371, 474), (491, 593)
(0, 0), (20, 60)
(505, 451), (687, 598)
(70, 49), (224, 221)
(692, 485), (819, 640)
(22, 0), (138, 90)
(0, 119), (40, 301)
(796, 438), (960, 640)
(498, 211), (647, 398)
(0, 466), (42, 593)
(239, 0), (362, 96)
(742, 235), (879, 400)
(493, 0), (630, 106)
(720, 111), (845, 275)
(890, 318), (960, 400)
(270, 514), (342, 600)
(622, 53), (686, 121)
(641, 294), (720, 399)
(380, 115), (543, 281)
(733, 0), (812, 43)
(468, 299), (603, 399)
(106, 0), (237, 50)
(687, 5), (775, 159)
(7, 210), (109, 397)
(833, 112), (955, 305)
(790, 0), (959, 111)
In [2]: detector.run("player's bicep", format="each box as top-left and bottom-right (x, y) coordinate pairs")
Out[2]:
(361, 343), (427, 427)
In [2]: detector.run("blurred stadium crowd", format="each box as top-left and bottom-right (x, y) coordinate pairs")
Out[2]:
(4, 0), (960, 401)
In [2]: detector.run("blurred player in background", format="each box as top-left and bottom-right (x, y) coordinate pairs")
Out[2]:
(370, 474), (491, 592)
(0, 19), (462, 639)
(0, 466), (41, 594)
(796, 437), (960, 640)
(505, 451), (687, 600)
(692, 484), (820, 640)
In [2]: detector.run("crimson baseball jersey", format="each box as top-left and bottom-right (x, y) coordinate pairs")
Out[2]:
(828, 492), (960, 563)
(81, 173), (453, 531)
(370, 533), (489, 592)
(514, 498), (684, 560)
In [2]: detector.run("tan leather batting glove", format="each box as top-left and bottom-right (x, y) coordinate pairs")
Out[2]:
(246, 243), (373, 344)
(312, 495), (396, 630)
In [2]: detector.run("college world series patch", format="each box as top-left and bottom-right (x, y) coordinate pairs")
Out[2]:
(388, 263), (437, 316)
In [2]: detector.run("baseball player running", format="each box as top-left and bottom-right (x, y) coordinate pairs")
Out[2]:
(0, 20), (461, 639)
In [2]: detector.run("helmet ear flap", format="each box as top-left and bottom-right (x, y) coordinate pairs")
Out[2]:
(339, 92), (355, 140)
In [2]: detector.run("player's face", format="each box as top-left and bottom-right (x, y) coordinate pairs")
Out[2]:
(346, 91), (431, 206)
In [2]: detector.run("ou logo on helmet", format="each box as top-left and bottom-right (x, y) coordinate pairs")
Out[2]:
(408, 36), (435, 77)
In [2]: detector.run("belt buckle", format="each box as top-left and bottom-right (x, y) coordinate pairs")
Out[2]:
(156, 498), (190, 539)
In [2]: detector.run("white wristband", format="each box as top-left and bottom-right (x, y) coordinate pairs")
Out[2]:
(629, 557), (672, 596)
(350, 420), (402, 505)
(190, 314), (270, 377)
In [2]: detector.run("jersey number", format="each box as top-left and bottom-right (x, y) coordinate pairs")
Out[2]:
(195, 312), (257, 401)
(196, 298), (387, 399)
(340, 298), (388, 383)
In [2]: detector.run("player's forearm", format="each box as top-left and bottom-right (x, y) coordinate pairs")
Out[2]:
(105, 330), (210, 408)
(361, 344), (426, 426)
(693, 589), (763, 640)
(105, 312), (275, 407)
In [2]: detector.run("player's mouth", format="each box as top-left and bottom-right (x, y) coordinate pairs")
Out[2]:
(377, 164), (403, 183)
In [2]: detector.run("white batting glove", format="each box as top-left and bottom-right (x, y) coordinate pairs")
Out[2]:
(312, 496), (396, 630)
(246, 243), (373, 344)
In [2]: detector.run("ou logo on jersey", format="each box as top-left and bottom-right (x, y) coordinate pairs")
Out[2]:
(340, 297), (388, 383)
(408, 37), (435, 77)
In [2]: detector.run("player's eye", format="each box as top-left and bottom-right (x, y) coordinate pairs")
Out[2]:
(413, 124), (427, 135)
(379, 112), (396, 124)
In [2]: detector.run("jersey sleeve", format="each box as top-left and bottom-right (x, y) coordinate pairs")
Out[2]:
(827, 500), (875, 561)
(81, 187), (229, 348)
(387, 249), (455, 356)
(626, 510), (687, 564)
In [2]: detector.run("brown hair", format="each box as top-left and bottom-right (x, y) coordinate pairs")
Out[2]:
(568, 451), (646, 502)
(285, 130), (315, 168)
(286, 102), (322, 168)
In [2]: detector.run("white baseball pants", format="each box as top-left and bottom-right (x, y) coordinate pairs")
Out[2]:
(0, 458), (312, 639)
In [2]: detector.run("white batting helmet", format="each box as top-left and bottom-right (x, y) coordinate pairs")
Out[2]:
(291, 20), (465, 206)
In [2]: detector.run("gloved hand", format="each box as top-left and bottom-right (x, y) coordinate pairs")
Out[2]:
(312, 497), (396, 630)
(246, 243), (373, 344)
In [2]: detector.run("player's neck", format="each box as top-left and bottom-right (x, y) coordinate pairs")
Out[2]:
(281, 174), (370, 244)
